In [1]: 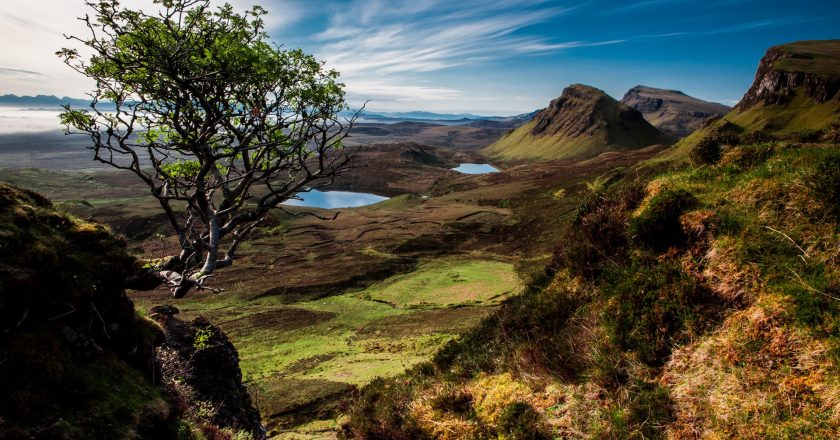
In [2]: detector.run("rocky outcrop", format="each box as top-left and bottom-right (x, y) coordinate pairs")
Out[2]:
(0, 183), (263, 439)
(530, 84), (645, 139)
(736, 40), (840, 111)
(150, 306), (265, 439)
(0, 183), (170, 438)
(621, 86), (731, 138)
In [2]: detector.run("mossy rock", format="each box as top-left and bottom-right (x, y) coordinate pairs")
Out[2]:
(0, 182), (174, 438)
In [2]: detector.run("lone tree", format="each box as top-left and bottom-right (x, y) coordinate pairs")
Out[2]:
(59, 0), (359, 297)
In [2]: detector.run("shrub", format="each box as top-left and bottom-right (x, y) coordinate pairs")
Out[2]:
(629, 189), (698, 251)
(556, 182), (645, 277)
(690, 137), (722, 165)
(720, 144), (775, 168)
(428, 386), (473, 416)
(808, 153), (840, 220)
(820, 120), (840, 143)
(604, 260), (718, 365)
(496, 402), (550, 440)
(626, 382), (674, 439)
(340, 378), (428, 440)
(740, 130), (775, 144)
(792, 129), (823, 143)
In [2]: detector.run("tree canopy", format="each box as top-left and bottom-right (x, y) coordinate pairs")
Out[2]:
(59, 0), (360, 297)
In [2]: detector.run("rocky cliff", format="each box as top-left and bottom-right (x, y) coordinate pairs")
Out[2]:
(0, 182), (261, 439)
(621, 86), (731, 138)
(151, 306), (264, 439)
(485, 84), (672, 161)
(736, 40), (840, 110)
(657, 39), (840, 163)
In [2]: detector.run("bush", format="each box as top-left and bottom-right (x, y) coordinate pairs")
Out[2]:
(629, 189), (698, 251)
(820, 120), (840, 143)
(604, 260), (718, 365)
(555, 182), (645, 278)
(690, 137), (722, 165)
(496, 402), (550, 440)
(792, 129), (823, 143)
(428, 386), (473, 416)
(721, 144), (775, 168)
(740, 130), (775, 144)
(340, 378), (428, 440)
(627, 383), (674, 439)
(808, 153), (840, 220)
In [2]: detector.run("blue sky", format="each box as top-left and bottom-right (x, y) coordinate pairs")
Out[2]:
(1, 0), (838, 114)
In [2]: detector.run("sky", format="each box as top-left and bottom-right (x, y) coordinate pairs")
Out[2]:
(1, 0), (838, 115)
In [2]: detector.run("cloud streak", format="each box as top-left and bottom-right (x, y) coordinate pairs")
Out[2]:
(0, 67), (46, 78)
(312, 0), (592, 105)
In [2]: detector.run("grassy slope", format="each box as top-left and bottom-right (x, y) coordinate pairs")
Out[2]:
(342, 140), (840, 439)
(773, 40), (840, 76)
(653, 91), (840, 164)
(132, 257), (522, 437)
(485, 120), (616, 161)
(485, 90), (671, 162)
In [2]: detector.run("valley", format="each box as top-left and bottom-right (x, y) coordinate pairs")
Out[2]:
(1, 7), (839, 436)
(0, 128), (667, 436)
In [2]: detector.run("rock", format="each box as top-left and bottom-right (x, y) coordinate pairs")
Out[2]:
(736, 40), (840, 111)
(151, 312), (265, 439)
(620, 86), (731, 138)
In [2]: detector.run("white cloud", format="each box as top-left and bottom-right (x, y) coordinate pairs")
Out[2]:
(311, 0), (588, 108)
(0, 0), (307, 97)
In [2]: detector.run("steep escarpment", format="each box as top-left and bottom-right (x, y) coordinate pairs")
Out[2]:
(621, 86), (731, 138)
(485, 84), (672, 161)
(0, 183), (168, 438)
(0, 183), (261, 439)
(151, 306), (264, 439)
(657, 39), (840, 164)
(737, 40), (840, 110)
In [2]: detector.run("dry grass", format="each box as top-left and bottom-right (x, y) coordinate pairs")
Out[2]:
(663, 293), (839, 438)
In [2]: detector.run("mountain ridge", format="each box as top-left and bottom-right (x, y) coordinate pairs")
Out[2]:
(657, 39), (840, 163)
(484, 84), (673, 161)
(0, 94), (91, 107)
(620, 85), (731, 138)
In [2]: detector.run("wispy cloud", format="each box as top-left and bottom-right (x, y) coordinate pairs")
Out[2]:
(0, 66), (46, 78)
(312, 0), (588, 105)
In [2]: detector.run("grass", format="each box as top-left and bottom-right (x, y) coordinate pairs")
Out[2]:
(131, 257), (522, 435)
(773, 40), (840, 76)
(653, 89), (840, 165)
(342, 140), (840, 439)
(358, 258), (522, 308)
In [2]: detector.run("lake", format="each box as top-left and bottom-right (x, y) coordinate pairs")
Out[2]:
(282, 190), (389, 209)
(451, 163), (500, 174)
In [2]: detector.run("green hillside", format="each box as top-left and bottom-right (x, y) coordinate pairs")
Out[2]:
(342, 136), (840, 440)
(657, 40), (840, 164)
(485, 84), (672, 161)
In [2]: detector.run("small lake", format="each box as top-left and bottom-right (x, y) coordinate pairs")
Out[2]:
(452, 163), (500, 174)
(282, 190), (388, 209)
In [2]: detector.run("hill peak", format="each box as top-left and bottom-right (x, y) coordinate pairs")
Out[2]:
(627, 85), (687, 96)
(621, 86), (731, 138)
(485, 83), (672, 161)
(737, 39), (840, 110)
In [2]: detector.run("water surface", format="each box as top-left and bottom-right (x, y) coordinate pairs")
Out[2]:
(452, 163), (500, 174)
(282, 190), (388, 209)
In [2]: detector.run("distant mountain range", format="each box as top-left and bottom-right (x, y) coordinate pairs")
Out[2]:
(0, 94), (91, 107)
(349, 110), (539, 125)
